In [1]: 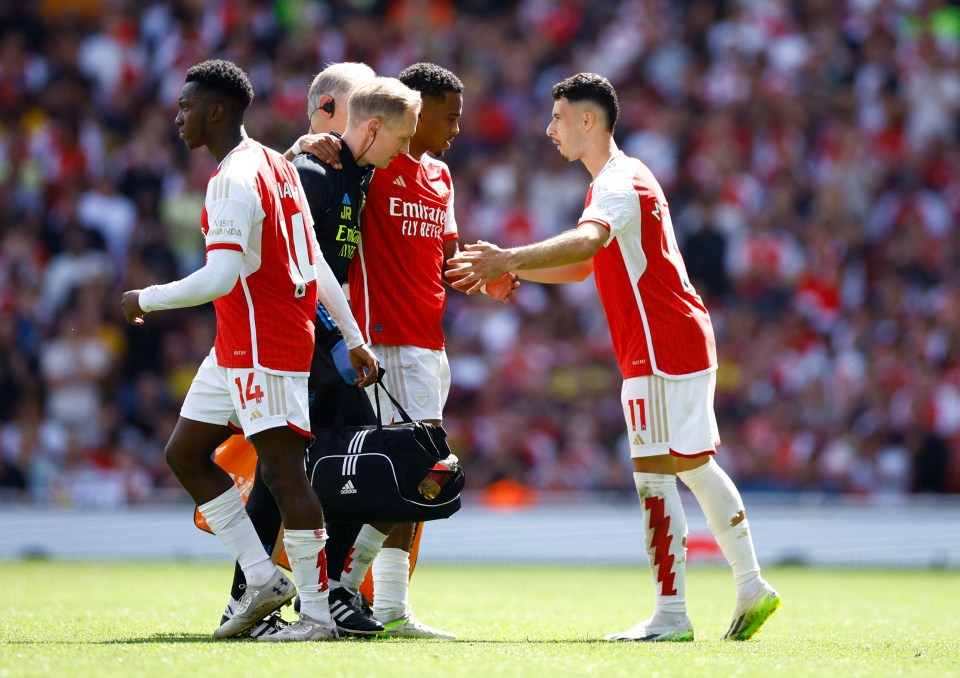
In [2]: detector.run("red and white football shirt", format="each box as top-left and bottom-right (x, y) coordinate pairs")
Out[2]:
(579, 152), (717, 379)
(202, 138), (319, 375)
(349, 153), (458, 350)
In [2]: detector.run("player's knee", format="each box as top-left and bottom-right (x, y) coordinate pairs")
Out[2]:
(255, 460), (282, 493)
(632, 454), (676, 475)
(256, 459), (300, 499)
(163, 441), (186, 474)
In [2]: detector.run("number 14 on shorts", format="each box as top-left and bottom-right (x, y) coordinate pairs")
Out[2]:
(234, 372), (264, 409)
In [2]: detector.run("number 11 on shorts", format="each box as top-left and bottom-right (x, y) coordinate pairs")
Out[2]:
(233, 372), (264, 409)
(629, 398), (647, 432)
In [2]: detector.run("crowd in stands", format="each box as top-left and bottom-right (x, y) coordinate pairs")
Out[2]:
(2, 0), (959, 506)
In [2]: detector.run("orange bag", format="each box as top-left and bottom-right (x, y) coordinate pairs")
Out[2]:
(194, 434), (420, 598)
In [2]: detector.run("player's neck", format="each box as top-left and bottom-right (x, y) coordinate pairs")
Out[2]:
(407, 139), (428, 160)
(208, 128), (245, 165)
(582, 137), (620, 180)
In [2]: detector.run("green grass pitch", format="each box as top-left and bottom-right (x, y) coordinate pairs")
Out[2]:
(2, 562), (958, 677)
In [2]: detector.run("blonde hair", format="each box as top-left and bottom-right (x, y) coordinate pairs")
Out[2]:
(306, 62), (376, 119)
(347, 77), (422, 127)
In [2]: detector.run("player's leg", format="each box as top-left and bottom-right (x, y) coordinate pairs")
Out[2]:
(325, 520), (386, 635)
(215, 367), (336, 642)
(251, 423), (336, 642)
(368, 345), (455, 639)
(170, 354), (292, 640)
(674, 372), (779, 640)
(372, 521), (453, 639)
(606, 376), (693, 642)
(335, 521), (391, 600)
(310, 359), (385, 635)
(677, 456), (780, 640)
(357, 520), (423, 605)
(219, 459), (287, 637)
(166, 416), (279, 596)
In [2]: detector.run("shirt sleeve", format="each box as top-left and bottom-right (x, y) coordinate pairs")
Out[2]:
(139, 248), (243, 312)
(443, 173), (458, 240)
(204, 170), (264, 253)
(577, 186), (639, 245)
(314, 254), (364, 349)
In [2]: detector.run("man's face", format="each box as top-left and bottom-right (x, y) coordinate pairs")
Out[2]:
(545, 97), (585, 162)
(175, 81), (212, 150)
(415, 91), (462, 157)
(366, 107), (420, 169)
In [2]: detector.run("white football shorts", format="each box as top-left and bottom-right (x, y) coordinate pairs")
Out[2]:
(621, 371), (720, 459)
(367, 344), (450, 424)
(181, 349), (311, 439)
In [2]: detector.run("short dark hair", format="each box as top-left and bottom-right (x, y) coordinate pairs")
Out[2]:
(185, 59), (254, 111)
(552, 73), (619, 133)
(399, 62), (463, 100)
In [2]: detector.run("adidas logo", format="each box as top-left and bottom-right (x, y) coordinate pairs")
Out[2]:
(250, 410), (263, 420)
(393, 176), (406, 187)
(632, 434), (644, 445)
(340, 480), (358, 495)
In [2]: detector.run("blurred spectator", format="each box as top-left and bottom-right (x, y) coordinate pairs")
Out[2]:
(1, 0), (959, 505)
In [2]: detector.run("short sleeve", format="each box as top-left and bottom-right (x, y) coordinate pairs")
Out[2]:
(204, 171), (262, 253)
(578, 186), (639, 245)
(443, 176), (458, 239)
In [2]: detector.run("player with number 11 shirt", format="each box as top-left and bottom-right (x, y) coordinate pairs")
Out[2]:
(445, 72), (779, 644)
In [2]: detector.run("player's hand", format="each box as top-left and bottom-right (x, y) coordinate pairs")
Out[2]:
(120, 290), (146, 326)
(349, 345), (379, 388)
(297, 133), (343, 168)
(485, 272), (520, 302)
(445, 240), (511, 295)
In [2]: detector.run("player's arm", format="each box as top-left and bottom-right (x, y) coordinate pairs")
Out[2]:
(313, 253), (378, 387)
(121, 248), (243, 325)
(122, 169), (261, 323)
(284, 133), (343, 168)
(516, 258), (594, 284)
(446, 221), (607, 294)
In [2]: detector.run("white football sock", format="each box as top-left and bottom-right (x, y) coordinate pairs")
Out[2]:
(371, 547), (410, 623)
(339, 525), (389, 595)
(198, 485), (274, 587)
(677, 459), (762, 596)
(284, 528), (332, 623)
(634, 472), (687, 617)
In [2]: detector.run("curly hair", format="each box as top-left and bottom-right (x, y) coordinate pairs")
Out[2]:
(185, 59), (254, 111)
(552, 73), (619, 133)
(399, 62), (463, 100)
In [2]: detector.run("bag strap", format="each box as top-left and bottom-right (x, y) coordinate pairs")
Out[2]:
(373, 369), (413, 424)
(324, 368), (413, 451)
